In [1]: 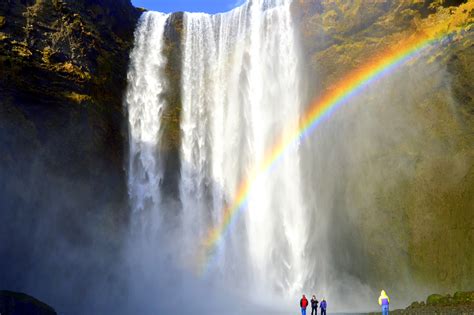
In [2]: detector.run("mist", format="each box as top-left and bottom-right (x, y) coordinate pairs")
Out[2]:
(0, 103), (127, 314)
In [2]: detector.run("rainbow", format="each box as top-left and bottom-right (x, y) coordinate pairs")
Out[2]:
(197, 29), (454, 274)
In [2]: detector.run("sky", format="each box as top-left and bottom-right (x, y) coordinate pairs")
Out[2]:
(131, 0), (246, 14)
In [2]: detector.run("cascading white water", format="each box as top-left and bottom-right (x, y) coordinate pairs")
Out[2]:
(126, 12), (169, 228)
(125, 0), (327, 309)
(180, 0), (309, 297)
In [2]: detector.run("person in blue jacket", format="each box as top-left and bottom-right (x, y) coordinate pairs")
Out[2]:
(378, 290), (390, 315)
(320, 298), (327, 315)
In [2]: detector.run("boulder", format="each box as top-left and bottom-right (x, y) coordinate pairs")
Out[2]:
(0, 291), (57, 315)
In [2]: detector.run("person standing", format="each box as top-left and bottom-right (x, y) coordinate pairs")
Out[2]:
(378, 290), (390, 315)
(320, 298), (327, 315)
(310, 295), (318, 315)
(300, 294), (309, 315)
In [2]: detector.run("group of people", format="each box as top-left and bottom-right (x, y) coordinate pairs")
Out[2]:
(299, 295), (327, 315)
(299, 290), (390, 315)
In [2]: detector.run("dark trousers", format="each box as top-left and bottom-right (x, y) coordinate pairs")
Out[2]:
(311, 307), (317, 315)
(321, 309), (326, 315)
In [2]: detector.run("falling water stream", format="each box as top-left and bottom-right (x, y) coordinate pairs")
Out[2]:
(180, 0), (308, 295)
(126, 12), (170, 227)
(125, 0), (354, 312)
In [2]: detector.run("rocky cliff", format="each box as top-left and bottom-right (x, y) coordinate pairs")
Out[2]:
(293, 0), (473, 298)
(0, 0), (140, 312)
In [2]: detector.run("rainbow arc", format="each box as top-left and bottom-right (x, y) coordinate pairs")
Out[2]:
(197, 29), (457, 275)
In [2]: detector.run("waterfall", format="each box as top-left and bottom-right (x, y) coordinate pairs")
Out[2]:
(125, 0), (318, 308)
(126, 12), (169, 228)
(180, 0), (308, 295)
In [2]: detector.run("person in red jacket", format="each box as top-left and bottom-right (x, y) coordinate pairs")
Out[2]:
(300, 294), (309, 315)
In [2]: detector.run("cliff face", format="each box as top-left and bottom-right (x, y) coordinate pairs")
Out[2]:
(0, 0), (140, 182)
(293, 0), (474, 296)
(0, 0), (140, 310)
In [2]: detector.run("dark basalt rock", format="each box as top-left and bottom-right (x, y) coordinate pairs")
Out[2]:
(0, 290), (57, 315)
